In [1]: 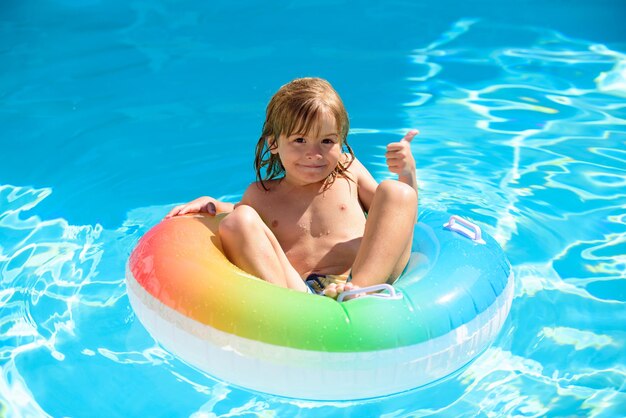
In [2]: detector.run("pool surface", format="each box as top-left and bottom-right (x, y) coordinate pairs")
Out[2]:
(1, 0), (625, 416)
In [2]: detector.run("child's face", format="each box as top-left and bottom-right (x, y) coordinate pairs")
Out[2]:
(270, 110), (342, 187)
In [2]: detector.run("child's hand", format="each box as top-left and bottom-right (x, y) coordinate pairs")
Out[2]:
(386, 130), (418, 181)
(323, 282), (362, 301)
(165, 196), (220, 219)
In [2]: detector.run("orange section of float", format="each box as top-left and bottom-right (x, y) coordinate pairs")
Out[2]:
(129, 214), (257, 325)
(128, 214), (356, 350)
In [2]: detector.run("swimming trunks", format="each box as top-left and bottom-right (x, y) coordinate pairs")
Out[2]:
(305, 273), (351, 295)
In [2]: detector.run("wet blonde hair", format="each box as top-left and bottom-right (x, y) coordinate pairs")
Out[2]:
(254, 77), (354, 190)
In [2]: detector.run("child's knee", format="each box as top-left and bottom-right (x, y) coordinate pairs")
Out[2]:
(378, 180), (417, 206)
(219, 205), (261, 237)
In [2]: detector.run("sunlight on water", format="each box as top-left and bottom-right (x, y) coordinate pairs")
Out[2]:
(1, 9), (625, 418)
(540, 327), (616, 351)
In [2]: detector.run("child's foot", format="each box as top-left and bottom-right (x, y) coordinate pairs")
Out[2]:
(323, 282), (362, 300)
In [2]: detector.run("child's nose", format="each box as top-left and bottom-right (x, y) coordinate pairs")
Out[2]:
(305, 144), (323, 158)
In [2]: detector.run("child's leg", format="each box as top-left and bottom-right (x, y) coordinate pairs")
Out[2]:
(218, 205), (309, 292)
(350, 180), (417, 287)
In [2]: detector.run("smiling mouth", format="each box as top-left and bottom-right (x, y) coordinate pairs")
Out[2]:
(299, 164), (326, 169)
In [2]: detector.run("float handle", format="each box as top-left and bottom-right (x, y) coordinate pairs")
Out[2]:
(337, 283), (402, 303)
(444, 215), (486, 244)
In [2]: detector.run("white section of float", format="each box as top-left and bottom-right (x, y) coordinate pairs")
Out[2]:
(127, 266), (514, 400)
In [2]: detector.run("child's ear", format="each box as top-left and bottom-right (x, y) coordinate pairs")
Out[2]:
(267, 137), (278, 154)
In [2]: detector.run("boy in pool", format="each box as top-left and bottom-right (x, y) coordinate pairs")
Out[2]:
(166, 78), (417, 299)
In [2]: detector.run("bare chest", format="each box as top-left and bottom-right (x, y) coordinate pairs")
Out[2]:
(255, 180), (366, 254)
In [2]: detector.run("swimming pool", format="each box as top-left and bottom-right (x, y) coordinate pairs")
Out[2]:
(1, 0), (625, 416)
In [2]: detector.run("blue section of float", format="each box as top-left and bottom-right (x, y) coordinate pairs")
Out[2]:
(396, 211), (512, 339)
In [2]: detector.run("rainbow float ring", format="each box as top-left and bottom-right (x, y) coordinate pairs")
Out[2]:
(126, 210), (513, 400)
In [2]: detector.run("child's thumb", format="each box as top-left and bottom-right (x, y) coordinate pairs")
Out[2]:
(207, 202), (217, 215)
(402, 130), (419, 143)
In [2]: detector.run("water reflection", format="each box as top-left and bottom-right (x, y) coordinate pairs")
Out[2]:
(1, 16), (625, 418)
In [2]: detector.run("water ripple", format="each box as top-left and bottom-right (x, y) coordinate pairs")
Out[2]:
(0, 184), (119, 415)
(2, 12), (626, 417)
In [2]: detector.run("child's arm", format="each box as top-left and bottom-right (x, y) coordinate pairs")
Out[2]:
(165, 196), (235, 219)
(350, 130), (419, 212)
(350, 157), (378, 213)
(385, 130), (418, 191)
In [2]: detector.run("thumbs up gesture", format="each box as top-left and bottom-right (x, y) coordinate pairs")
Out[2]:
(386, 130), (418, 184)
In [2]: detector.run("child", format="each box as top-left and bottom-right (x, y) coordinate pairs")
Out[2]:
(166, 77), (418, 299)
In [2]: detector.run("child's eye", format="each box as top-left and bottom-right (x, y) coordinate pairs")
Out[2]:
(322, 138), (336, 144)
(294, 137), (306, 143)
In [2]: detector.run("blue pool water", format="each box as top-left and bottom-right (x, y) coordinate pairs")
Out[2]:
(1, 0), (625, 416)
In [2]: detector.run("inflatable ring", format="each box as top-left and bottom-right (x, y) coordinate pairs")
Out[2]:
(126, 211), (513, 400)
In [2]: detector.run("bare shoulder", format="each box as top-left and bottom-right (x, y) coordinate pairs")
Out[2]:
(239, 180), (278, 207)
(238, 182), (261, 206)
(343, 154), (372, 182)
(343, 154), (378, 212)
